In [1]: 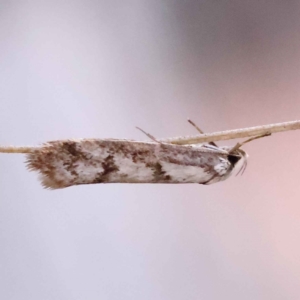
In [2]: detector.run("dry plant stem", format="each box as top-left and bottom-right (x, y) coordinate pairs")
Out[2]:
(0, 146), (37, 153)
(161, 120), (300, 145)
(0, 120), (299, 154)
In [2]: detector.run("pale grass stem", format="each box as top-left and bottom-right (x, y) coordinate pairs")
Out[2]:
(0, 120), (300, 153)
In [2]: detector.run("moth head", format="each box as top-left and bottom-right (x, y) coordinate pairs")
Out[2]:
(228, 148), (248, 176)
(220, 146), (248, 175)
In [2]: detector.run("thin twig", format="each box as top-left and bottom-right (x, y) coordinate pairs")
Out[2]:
(160, 119), (300, 145)
(0, 120), (300, 153)
(0, 146), (38, 153)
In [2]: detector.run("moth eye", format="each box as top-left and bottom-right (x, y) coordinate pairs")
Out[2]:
(227, 154), (241, 166)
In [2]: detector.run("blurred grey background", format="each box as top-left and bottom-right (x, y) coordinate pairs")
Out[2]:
(1, 1), (300, 299)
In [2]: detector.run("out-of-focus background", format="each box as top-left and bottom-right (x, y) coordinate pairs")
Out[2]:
(1, 1), (300, 299)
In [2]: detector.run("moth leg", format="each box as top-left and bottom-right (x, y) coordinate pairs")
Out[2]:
(229, 133), (271, 153)
(136, 127), (162, 143)
(187, 119), (218, 147)
(187, 119), (205, 134)
(200, 173), (218, 185)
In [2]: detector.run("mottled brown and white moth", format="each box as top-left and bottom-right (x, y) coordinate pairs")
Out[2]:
(2, 118), (300, 189)
(24, 138), (248, 189)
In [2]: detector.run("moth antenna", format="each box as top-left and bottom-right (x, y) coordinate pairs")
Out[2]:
(135, 127), (161, 143)
(187, 119), (218, 147)
(229, 133), (271, 153)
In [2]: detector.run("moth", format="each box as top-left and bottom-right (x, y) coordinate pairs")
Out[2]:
(22, 120), (267, 189)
